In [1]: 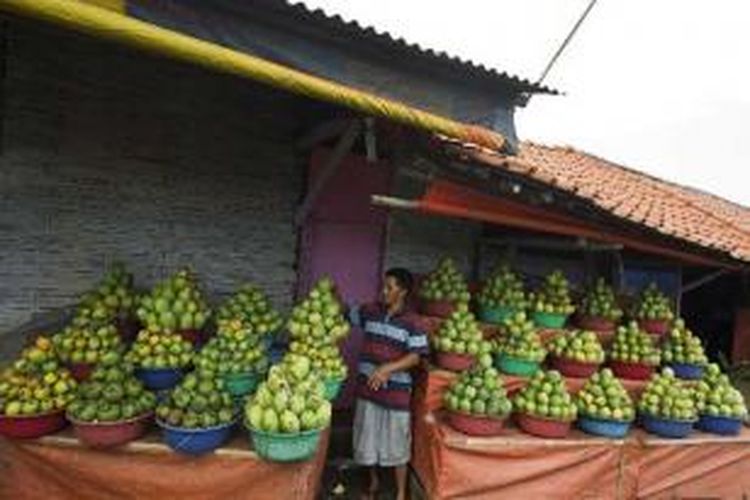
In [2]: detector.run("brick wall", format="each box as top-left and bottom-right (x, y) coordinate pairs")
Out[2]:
(385, 212), (480, 279)
(0, 22), (305, 357)
(384, 174), (481, 280)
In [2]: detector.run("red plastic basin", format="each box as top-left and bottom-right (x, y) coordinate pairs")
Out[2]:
(419, 300), (458, 319)
(176, 329), (204, 346)
(550, 356), (600, 378)
(0, 410), (68, 439)
(610, 360), (655, 380)
(434, 351), (475, 372)
(70, 412), (153, 448)
(516, 412), (573, 439)
(444, 410), (507, 436)
(68, 362), (95, 382)
(638, 319), (669, 336)
(577, 316), (616, 333)
(116, 318), (141, 343)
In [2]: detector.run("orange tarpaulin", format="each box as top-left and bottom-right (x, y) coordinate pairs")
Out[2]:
(411, 368), (750, 499)
(0, 429), (329, 500)
(625, 432), (750, 499)
(435, 422), (624, 499)
(411, 368), (634, 499)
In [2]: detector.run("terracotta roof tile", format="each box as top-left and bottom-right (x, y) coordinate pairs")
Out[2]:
(438, 137), (750, 263)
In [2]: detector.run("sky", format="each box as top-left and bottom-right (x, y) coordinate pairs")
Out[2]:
(299, 0), (750, 206)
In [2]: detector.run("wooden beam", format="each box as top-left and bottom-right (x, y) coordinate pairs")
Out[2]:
(479, 235), (623, 253)
(371, 194), (419, 210)
(295, 120), (361, 226)
(0, 20), (7, 155)
(364, 117), (377, 163)
(295, 118), (350, 150)
(681, 268), (730, 294)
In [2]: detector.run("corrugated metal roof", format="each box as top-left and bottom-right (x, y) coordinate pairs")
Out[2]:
(270, 1), (557, 95)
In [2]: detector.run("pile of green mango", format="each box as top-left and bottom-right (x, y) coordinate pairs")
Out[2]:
(549, 330), (605, 364)
(442, 366), (512, 417)
(245, 354), (331, 434)
(215, 284), (283, 336)
(513, 370), (577, 421)
(528, 270), (576, 316)
(499, 312), (546, 362)
(579, 278), (623, 321)
(419, 258), (471, 304)
(576, 369), (635, 421)
(432, 305), (492, 359)
(73, 263), (137, 325)
(609, 321), (661, 365)
(67, 352), (156, 422)
(136, 269), (211, 332)
(52, 323), (122, 365)
(694, 363), (747, 419)
(632, 283), (674, 321)
(638, 368), (697, 420)
(125, 330), (193, 369)
(0, 336), (77, 416)
(196, 319), (269, 376)
(661, 319), (708, 365)
(156, 371), (235, 428)
(287, 278), (349, 380)
(477, 264), (527, 311)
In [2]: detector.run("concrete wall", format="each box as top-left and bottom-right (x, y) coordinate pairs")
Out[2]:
(0, 21), (305, 356)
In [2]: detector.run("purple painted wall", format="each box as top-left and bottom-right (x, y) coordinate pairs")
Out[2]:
(298, 149), (392, 408)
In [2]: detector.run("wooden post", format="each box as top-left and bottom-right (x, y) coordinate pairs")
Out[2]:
(294, 120), (361, 226)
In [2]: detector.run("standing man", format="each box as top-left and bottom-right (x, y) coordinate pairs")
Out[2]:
(349, 268), (428, 500)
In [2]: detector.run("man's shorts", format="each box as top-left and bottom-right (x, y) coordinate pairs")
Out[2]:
(353, 398), (411, 467)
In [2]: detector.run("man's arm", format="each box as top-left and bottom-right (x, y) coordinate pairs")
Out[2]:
(368, 323), (428, 391)
(368, 353), (420, 391)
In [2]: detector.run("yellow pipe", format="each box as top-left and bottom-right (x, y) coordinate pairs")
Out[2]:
(0, 0), (506, 150)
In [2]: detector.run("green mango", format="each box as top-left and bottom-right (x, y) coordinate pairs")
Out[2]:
(197, 379), (215, 396)
(183, 412), (200, 428)
(79, 404), (98, 422)
(218, 408), (234, 424)
(201, 413), (217, 428)
(121, 403), (137, 420)
(103, 384), (125, 403)
(84, 382), (104, 400)
(190, 395), (208, 413)
(173, 388), (192, 409)
(97, 403), (121, 422)
(261, 408), (279, 433)
(300, 409), (317, 431)
(139, 392), (156, 410)
(125, 380), (143, 398)
(280, 410), (300, 433)
(105, 368), (124, 384)
(167, 409), (183, 426)
(156, 405), (170, 420)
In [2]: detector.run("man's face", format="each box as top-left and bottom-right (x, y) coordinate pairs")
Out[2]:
(382, 276), (406, 307)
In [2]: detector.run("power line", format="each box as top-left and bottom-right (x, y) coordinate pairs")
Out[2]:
(536, 0), (599, 86)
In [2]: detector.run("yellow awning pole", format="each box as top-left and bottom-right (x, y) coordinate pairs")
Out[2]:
(0, 0), (506, 150)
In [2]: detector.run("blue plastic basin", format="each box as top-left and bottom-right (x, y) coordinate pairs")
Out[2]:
(157, 419), (235, 455)
(135, 368), (184, 391)
(669, 363), (704, 380)
(640, 413), (695, 439)
(577, 415), (631, 438)
(696, 414), (743, 436)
